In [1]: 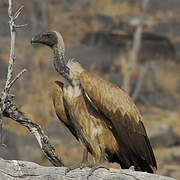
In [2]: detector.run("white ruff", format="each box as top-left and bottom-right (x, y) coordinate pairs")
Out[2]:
(66, 60), (84, 79)
(63, 83), (81, 100)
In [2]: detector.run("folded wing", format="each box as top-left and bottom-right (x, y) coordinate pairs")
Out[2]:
(80, 71), (157, 173)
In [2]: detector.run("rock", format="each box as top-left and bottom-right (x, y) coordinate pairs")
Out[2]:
(0, 159), (176, 180)
(149, 124), (179, 148)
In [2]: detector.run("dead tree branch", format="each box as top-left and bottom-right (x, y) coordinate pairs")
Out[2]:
(0, 0), (64, 167)
(3, 102), (63, 166)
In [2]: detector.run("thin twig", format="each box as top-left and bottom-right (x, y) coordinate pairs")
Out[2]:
(7, 69), (27, 89)
(15, 24), (28, 28)
(14, 5), (24, 20)
(4, 0), (16, 95)
(3, 1), (27, 97)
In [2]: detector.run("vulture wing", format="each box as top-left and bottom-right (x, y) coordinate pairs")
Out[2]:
(52, 81), (79, 140)
(80, 71), (157, 172)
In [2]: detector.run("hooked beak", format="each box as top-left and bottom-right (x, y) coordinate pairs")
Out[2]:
(31, 34), (41, 44)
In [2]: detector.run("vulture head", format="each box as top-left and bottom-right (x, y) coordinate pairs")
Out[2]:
(31, 31), (70, 80)
(31, 31), (65, 50)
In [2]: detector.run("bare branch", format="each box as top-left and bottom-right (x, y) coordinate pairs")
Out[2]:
(7, 69), (27, 89)
(14, 5), (24, 20)
(4, 0), (16, 95)
(15, 24), (28, 28)
(3, 102), (64, 167)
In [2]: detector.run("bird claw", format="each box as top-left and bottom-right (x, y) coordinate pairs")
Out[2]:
(65, 163), (109, 178)
(87, 164), (109, 179)
(65, 163), (89, 174)
(65, 166), (75, 174)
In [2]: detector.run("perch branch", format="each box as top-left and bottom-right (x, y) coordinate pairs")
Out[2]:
(3, 101), (63, 166)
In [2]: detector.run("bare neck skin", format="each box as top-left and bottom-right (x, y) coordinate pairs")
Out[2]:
(52, 45), (71, 83)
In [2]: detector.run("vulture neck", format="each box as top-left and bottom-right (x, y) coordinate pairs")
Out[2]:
(52, 45), (71, 83)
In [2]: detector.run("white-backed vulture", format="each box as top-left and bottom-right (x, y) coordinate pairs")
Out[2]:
(31, 31), (157, 173)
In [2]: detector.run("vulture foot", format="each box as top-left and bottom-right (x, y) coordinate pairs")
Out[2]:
(65, 163), (92, 174)
(87, 164), (110, 179)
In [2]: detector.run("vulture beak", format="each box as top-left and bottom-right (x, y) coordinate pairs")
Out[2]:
(31, 32), (58, 48)
(31, 34), (41, 44)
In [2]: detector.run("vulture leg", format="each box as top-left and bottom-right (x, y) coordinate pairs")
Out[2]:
(65, 148), (89, 174)
(86, 154), (110, 178)
(81, 148), (88, 164)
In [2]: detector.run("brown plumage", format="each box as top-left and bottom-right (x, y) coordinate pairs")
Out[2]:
(31, 31), (157, 173)
(52, 80), (119, 165)
(63, 83), (120, 164)
(52, 81), (78, 140)
(78, 69), (156, 172)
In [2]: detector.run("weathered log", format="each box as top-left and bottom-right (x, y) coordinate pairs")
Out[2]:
(0, 159), (177, 180)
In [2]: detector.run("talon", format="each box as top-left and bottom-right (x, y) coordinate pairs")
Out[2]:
(65, 166), (75, 174)
(65, 162), (95, 175)
(87, 164), (110, 179)
(80, 163), (86, 169)
(65, 164), (84, 174)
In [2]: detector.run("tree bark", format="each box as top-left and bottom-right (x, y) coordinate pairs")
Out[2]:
(0, 159), (176, 180)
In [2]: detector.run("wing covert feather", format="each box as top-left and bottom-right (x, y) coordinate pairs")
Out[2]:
(52, 81), (79, 140)
(80, 71), (143, 134)
(79, 70), (157, 169)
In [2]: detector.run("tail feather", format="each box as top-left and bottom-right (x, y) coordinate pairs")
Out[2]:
(114, 150), (155, 173)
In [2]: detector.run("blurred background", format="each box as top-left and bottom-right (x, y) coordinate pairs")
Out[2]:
(0, 0), (180, 179)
